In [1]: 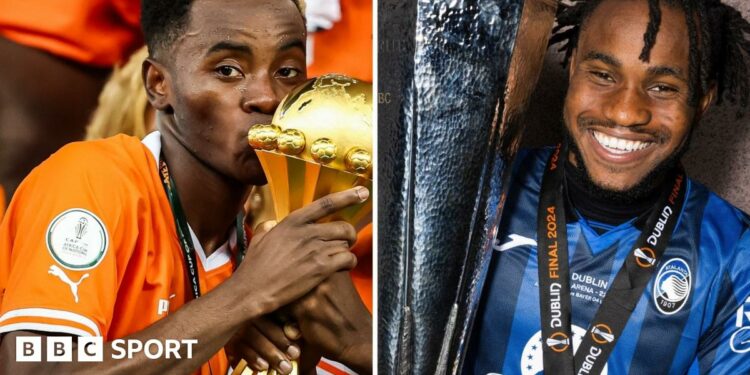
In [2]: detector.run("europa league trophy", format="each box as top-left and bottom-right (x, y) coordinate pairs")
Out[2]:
(378, 0), (558, 374)
(232, 74), (372, 375)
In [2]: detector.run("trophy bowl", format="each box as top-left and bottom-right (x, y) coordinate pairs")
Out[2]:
(247, 74), (373, 230)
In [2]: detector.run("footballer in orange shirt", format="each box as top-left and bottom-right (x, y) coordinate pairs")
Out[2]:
(0, 0), (372, 374)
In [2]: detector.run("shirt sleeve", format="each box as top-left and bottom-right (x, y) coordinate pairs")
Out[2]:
(696, 229), (750, 374)
(0, 143), (136, 339)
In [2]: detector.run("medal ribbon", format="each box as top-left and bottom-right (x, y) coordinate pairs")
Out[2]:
(536, 144), (686, 375)
(159, 154), (247, 300)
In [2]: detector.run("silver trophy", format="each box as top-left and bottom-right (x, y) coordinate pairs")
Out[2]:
(378, 0), (559, 373)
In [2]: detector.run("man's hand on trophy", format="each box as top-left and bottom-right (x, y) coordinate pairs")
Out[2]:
(290, 271), (373, 375)
(226, 316), (302, 375)
(235, 187), (368, 315)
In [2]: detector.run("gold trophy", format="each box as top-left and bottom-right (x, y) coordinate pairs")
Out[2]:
(232, 74), (372, 375)
(249, 73), (372, 230)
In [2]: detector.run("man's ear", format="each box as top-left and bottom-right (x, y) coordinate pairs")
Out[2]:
(696, 82), (717, 120)
(142, 58), (173, 114)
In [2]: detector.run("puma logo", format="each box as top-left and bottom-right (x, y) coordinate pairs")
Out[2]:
(493, 234), (537, 252)
(48, 265), (89, 303)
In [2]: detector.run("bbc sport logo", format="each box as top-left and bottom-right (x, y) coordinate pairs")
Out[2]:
(16, 336), (197, 362)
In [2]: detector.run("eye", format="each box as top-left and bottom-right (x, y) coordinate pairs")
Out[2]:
(590, 70), (614, 82)
(216, 65), (243, 78)
(650, 84), (678, 94)
(277, 67), (301, 78)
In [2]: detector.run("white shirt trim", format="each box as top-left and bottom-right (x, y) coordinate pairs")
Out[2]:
(0, 308), (101, 336)
(142, 131), (161, 170)
(188, 225), (234, 272)
(141, 131), (234, 272)
(318, 358), (358, 375)
(0, 323), (93, 338)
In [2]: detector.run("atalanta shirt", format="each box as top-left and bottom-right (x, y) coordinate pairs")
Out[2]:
(464, 148), (750, 375)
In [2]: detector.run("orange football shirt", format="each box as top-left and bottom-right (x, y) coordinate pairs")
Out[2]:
(351, 223), (372, 312)
(0, 184), (5, 224)
(0, 0), (142, 67)
(0, 133), (235, 374)
(0, 132), (373, 374)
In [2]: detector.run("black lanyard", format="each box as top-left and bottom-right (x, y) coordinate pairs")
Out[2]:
(536, 144), (686, 375)
(159, 155), (247, 300)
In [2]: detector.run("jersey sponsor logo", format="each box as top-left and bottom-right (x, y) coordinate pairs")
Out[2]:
(730, 327), (750, 353)
(634, 247), (656, 268)
(736, 296), (750, 327)
(48, 265), (89, 303)
(653, 258), (691, 315)
(730, 296), (750, 353)
(46, 209), (109, 270)
(591, 324), (614, 345)
(493, 234), (537, 252)
(521, 325), (609, 375)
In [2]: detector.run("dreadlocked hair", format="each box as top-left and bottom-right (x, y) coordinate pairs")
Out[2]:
(549, 0), (750, 118)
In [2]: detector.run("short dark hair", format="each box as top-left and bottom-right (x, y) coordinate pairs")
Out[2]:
(140, 0), (305, 58)
(550, 0), (750, 118)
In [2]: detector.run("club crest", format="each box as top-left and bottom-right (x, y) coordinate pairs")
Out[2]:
(653, 258), (691, 315)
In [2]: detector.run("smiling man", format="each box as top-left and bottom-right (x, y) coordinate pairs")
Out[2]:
(464, 0), (750, 374)
(0, 0), (370, 374)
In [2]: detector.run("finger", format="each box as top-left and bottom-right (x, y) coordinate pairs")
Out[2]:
(327, 251), (358, 272)
(237, 346), (269, 372)
(250, 220), (278, 246)
(290, 187), (369, 224)
(283, 322), (302, 341)
(242, 324), (294, 374)
(313, 221), (357, 246)
(253, 316), (300, 360)
(320, 240), (354, 259)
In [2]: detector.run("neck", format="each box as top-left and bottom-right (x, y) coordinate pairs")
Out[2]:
(563, 154), (662, 226)
(160, 128), (248, 256)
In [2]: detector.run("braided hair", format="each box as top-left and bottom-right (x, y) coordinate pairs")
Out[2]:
(550, 0), (750, 117)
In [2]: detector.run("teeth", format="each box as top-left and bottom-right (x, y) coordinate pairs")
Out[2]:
(592, 131), (652, 154)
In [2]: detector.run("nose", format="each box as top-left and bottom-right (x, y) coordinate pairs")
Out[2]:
(602, 85), (652, 127)
(241, 75), (281, 115)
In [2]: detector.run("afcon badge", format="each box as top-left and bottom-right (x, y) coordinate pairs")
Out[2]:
(653, 258), (692, 315)
(46, 208), (109, 270)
